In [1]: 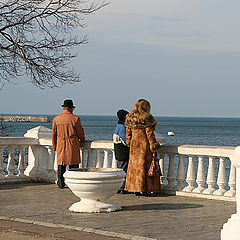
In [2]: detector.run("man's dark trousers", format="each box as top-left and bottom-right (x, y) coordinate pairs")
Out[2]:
(57, 164), (79, 188)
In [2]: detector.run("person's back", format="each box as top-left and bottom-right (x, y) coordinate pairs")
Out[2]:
(124, 99), (161, 196)
(113, 123), (129, 162)
(113, 109), (129, 194)
(53, 111), (82, 140)
(52, 99), (85, 189)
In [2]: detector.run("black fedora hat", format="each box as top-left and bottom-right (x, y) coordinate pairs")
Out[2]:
(62, 99), (75, 108)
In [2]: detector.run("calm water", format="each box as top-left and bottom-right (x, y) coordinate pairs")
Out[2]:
(2, 115), (240, 147)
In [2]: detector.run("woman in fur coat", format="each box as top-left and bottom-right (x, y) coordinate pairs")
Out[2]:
(124, 99), (161, 195)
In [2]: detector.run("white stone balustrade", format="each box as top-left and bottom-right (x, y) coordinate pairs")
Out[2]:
(159, 145), (236, 201)
(0, 127), (118, 183)
(0, 126), (237, 203)
(0, 137), (37, 183)
(221, 146), (240, 239)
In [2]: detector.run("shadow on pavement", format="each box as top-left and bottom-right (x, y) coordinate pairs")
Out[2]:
(0, 182), (51, 190)
(122, 203), (203, 211)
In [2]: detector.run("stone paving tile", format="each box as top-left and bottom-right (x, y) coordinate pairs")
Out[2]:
(0, 183), (236, 240)
(0, 220), (122, 240)
(0, 232), (56, 240)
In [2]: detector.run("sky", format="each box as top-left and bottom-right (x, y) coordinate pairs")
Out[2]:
(1, 0), (240, 117)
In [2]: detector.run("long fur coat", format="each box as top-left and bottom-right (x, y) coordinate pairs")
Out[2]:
(124, 113), (161, 193)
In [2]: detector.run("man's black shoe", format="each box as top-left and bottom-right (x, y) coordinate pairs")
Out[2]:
(135, 192), (150, 196)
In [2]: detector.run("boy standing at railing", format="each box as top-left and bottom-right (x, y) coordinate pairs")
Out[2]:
(113, 109), (130, 194)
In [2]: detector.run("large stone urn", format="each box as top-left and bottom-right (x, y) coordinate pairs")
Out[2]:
(64, 168), (126, 213)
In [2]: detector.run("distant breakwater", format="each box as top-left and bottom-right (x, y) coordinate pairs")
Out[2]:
(0, 115), (51, 123)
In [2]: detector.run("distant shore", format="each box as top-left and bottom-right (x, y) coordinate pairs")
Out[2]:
(0, 115), (51, 123)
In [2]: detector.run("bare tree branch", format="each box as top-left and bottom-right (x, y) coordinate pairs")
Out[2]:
(0, 0), (108, 88)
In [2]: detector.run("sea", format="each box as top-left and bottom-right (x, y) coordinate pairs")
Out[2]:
(2, 115), (240, 147)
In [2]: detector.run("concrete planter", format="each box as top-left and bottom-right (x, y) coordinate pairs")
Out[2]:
(64, 168), (126, 213)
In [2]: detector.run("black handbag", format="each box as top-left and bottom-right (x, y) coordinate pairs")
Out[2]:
(114, 143), (129, 162)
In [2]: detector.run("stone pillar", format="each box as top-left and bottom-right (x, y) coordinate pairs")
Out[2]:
(221, 146), (240, 239)
(24, 126), (56, 183)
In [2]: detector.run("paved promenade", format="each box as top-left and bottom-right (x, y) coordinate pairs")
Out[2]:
(0, 183), (236, 240)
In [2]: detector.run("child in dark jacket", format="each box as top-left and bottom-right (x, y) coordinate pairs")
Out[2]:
(113, 109), (130, 194)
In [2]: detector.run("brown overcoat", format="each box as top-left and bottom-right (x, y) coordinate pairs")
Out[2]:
(124, 113), (161, 193)
(52, 110), (85, 165)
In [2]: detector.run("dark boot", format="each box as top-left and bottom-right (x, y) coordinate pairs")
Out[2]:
(57, 165), (66, 189)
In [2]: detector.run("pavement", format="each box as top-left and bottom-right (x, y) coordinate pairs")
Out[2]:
(0, 183), (236, 240)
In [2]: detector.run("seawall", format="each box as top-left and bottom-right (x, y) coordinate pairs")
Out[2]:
(0, 116), (51, 123)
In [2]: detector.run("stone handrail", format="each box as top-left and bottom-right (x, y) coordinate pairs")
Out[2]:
(159, 145), (236, 201)
(0, 126), (237, 202)
(1, 126), (240, 239)
(0, 136), (117, 183)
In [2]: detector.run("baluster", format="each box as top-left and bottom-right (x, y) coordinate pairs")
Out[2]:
(95, 150), (101, 168)
(111, 150), (118, 168)
(224, 160), (236, 197)
(203, 156), (216, 194)
(183, 155), (196, 192)
(86, 149), (92, 168)
(165, 153), (175, 190)
(79, 150), (83, 168)
(45, 146), (57, 182)
(6, 147), (15, 178)
(103, 150), (110, 168)
(193, 156), (205, 193)
(0, 147), (4, 178)
(176, 155), (185, 190)
(54, 151), (58, 171)
(214, 157), (227, 196)
(46, 146), (54, 171)
(17, 146), (27, 177)
(159, 152), (165, 184)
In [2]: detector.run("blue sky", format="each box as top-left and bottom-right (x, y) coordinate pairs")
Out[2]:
(1, 0), (240, 117)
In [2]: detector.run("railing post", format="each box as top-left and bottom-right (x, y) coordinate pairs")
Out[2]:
(17, 146), (28, 178)
(86, 149), (92, 168)
(0, 147), (4, 178)
(165, 153), (175, 190)
(111, 150), (118, 168)
(24, 126), (53, 182)
(46, 146), (56, 182)
(79, 150), (84, 168)
(221, 147), (240, 240)
(214, 157), (227, 196)
(103, 150), (110, 168)
(203, 156), (216, 195)
(183, 155), (196, 192)
(95, 150), (102, 168)
(159, 152), (165, 185)
(225, 161), (236, 197)
(176, 154), (185, 190)
(193, 156), (205, 193)
(6, 146), (15, 178)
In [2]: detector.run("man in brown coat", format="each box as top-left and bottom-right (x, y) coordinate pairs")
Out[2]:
(52, 99), (85, 189)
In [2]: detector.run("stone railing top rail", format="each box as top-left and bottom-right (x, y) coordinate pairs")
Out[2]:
(160, 144), (235, 158)
(0, 137), (114, 149)
(0, 137), (38, 146)
(0, 136), (235, 158)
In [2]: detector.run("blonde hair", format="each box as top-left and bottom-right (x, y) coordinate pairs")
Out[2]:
(128, 99), (151, 122)
(133, 99), (151, 114)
